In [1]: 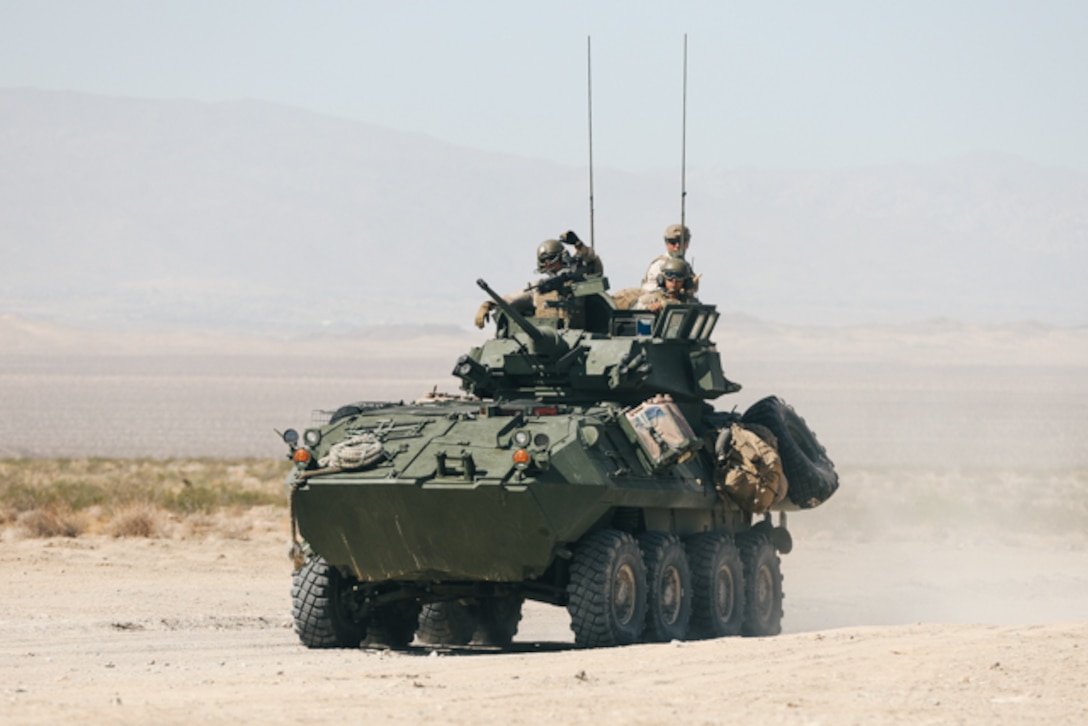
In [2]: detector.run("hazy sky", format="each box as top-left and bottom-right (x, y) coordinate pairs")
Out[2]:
(2, 0), (1086, 172)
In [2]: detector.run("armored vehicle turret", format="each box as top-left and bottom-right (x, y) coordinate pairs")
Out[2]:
(282, 272), (838, 649)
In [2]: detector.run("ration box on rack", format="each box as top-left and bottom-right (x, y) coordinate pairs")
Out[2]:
(623, 395), (702, 471)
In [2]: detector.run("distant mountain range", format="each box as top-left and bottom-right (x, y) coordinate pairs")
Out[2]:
(2, 88), (1085, 331)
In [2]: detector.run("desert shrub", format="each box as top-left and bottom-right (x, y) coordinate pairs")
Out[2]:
(165, 483), (280, 514)
(18, 506), (89, 538)
(108, 503), (164, 538)
(0, 504), (17, 526)
(0, 458), (288, 538)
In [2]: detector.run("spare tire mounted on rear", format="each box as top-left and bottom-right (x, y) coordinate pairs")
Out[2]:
(740, 396), (838, 509)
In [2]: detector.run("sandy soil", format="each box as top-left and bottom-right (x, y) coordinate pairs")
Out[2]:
(2, 523), (1085, 725)
(3, 321), (1087, 723)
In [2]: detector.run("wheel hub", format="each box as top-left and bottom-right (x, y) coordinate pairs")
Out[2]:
(613, 563), (637, 625)
(714, 565), (735, 620)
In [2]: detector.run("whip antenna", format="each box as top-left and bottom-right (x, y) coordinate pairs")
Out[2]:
(587, 35), (596, 249)
(680, 33), (688, 237)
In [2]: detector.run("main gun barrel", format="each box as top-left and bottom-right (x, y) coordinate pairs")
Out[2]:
(476, 279), (545, 343)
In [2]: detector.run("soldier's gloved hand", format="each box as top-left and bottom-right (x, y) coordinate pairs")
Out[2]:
(474, 301), (495, 329)
(559, 230), (581, 246)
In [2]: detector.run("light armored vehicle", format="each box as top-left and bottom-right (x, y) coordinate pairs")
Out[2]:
(281, 274), (838, 648)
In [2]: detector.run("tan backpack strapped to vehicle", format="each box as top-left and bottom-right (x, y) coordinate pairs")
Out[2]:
(716, 423), (788, 514)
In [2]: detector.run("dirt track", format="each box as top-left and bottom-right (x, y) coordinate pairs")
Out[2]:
(3, 326), (1087, 722)
(3, 529), (1086, 724)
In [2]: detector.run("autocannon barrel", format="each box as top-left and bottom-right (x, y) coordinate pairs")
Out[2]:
(476, 278), (545, 343)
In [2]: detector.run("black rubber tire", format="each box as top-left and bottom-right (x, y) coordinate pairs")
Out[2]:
(567, 529), (648, 647)
(737, 532), (783, 637)
(291, 556), (365, 649)
(416, 601), (477, 646)
(741, 396), (838, 509)
(638, 532), (693, 642)
(685, 532), (745, 639)
(472, 596), (524, 647)
(364, 602), (422, 649)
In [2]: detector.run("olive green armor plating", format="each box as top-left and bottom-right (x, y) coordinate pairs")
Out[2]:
(283, 273), (837, 648)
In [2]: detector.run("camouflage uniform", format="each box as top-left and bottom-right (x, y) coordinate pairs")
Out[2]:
(560, 235), (603, 276)
(516, 241), (602, 317)
(641, 223), (695, 293)
(635, 256), (698, 311)
(634, 287), (699, 311)
(475, 232), (603, 327)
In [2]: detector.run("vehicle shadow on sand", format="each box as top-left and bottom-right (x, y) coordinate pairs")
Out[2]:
(369, 641), (578, 656)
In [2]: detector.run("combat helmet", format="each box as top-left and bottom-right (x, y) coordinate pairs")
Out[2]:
(657, 257), (694, 290)
(536, 239), (566, 272)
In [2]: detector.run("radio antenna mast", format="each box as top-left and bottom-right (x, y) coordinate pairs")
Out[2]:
(587, 35), (596, 249)
(680, 33), (688, 238)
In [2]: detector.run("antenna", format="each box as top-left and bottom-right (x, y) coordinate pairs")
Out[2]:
(587, 35), (596, 250)
(680, 33), (688, 238)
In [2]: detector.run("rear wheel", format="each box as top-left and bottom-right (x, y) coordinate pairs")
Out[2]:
(738, 533), (783, 637)
(567, 529), (648, 647)
(686, 533), (745, 639)
(638, 532), (692, 642)
(291, 556), (365, 649)
(416, 601), (477, 646)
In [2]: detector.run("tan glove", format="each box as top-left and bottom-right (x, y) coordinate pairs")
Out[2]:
(474, 301), (495, 329)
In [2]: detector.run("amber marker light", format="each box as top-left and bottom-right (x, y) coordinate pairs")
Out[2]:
(512, 449), (531, 469)
(293, 449), (312, 463)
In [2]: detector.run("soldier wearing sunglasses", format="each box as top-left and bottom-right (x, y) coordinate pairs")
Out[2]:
(474, 230), (602, 328)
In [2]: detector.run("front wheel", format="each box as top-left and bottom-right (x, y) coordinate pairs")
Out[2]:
(364, 602), (421, 649)
(567, 529), (648, 647)
(291, 556), (365, 649)
(473, 596), (524, 647)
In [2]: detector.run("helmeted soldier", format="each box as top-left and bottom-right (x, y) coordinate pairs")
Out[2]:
(475, 230), (603, 328)
(635, 257), (699, 312)
(641, 223), (697, 293)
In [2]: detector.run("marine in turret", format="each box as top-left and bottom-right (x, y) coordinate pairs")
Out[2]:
(474, 230), (603, 328)
(635, 257), (699, 312)
(641, 224), (697, 292)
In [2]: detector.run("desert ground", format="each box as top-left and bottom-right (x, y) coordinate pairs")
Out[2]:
(2, 317), (1087, 723)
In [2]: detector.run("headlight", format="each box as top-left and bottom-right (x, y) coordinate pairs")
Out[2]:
(303, 429), (322, 447)
(513, 430), (531, 447)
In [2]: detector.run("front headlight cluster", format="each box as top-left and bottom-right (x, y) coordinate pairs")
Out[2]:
(282, 428), (315, 465)
(510, 428), (550, 471)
